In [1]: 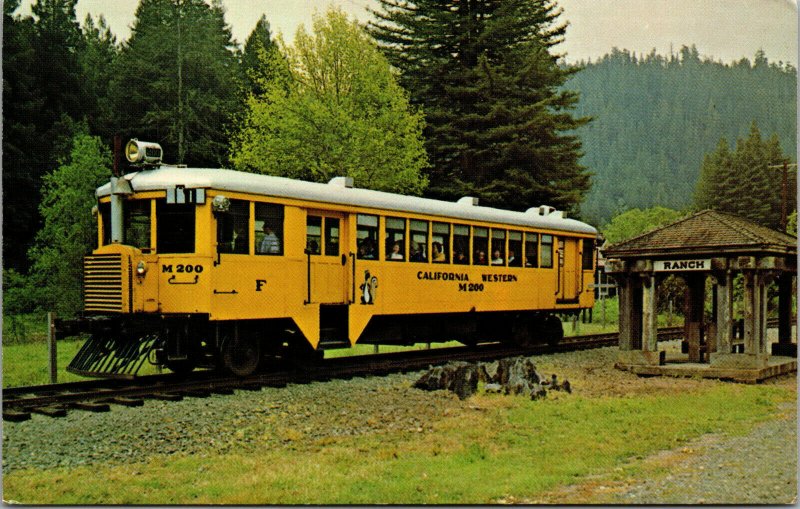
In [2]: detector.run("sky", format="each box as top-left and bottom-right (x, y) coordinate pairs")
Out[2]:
(15, 0), (799, 65)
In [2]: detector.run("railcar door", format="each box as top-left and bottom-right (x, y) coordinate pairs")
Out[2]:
(305, 211), (349, 304)
(557, 237), (581, 303)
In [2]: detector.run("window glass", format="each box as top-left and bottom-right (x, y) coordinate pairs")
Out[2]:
(541, 234), (554, 268)
(99, 202), (111, 246)
(490, 229), (506, 266)
(525, 233), (538, 268)
(157, 201), (196, 254)
(325, 218), (340, 257)
(508, 231), (522, 267)
(432, 222), (449, 263)
(409, 219), (428, 262)
(473, 227), (488, 265)
(255, 203), (284, 255)
(306, 216), (322, 255)
(453, 225), (470, 264)
(582, 238), (595, 270)
(385, 217), (405, 261)
(123, 200), (151, 250)
(217, 199), (249, 254)
(357, 214), (378, 259)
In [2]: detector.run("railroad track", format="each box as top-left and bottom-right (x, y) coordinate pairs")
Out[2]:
(1, 326), (681, 422)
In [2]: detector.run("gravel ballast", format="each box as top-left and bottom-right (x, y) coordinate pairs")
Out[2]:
(3, 342), (796, 504)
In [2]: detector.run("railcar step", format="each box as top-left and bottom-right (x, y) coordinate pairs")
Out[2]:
(317, 340), (351, 350)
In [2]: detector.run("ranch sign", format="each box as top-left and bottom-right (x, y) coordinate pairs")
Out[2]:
(653, 259), (711, 272)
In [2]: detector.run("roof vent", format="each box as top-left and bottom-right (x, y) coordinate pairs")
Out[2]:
(524, 205), (565, 218)
(328, 176), (354, 188)
(457, 196), (479, 206)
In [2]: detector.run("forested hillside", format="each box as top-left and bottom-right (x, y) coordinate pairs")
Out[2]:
(568, 46), (797, 225)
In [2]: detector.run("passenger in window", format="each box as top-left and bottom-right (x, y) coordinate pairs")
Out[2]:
(508, 249), (519, 267)
(491, 250), (504, 265)
(410, 242), (426, 262)
(389, 242), (404, 260)
(476, 250), (487, 265)
(432, 241), (445, 262)
(454, 251), (467, 264)
(258, 226), (281, 254)
(307, 239), (319, 254)
(358, 240), (376, 259)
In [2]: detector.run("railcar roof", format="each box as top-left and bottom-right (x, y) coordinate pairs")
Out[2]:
(98, 166), (597, 235)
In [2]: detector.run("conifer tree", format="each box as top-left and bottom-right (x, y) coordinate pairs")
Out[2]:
(369, 0), (590, 213)
(693, 121), (795, 229)
(109, 0), (241, 167)
(241, 15), (280, 98)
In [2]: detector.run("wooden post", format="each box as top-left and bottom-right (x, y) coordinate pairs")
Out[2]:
(48, 312), (57, 384)
(684, 274), (705, 362)
(777, 274), (793, 344)
(715, 271), (734, 355)
(743, 271), (756, 355)
(642, 274), (658, 352)
(617, 275), (634, 351)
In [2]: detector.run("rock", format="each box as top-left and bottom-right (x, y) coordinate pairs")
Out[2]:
(413, 362), (480, 399)
(484, 383), (503, 393)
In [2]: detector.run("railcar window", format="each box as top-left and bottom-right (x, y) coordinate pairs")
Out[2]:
(156, 201), (195, 253)
(473, 227), (488, 265)
(525, 233), (538, 268)
(385, 217), (406, 261)
(99, 202), (111, 246)
(326, 218), (340, 257)
(306, 216), (322, 254)
(432, 222), (449, 263)
(217, 199), (249, 254)
(409, 220), (428, 262)
(124, 200), (151, 250)
(508, 231), (522, 267)
(255, 203), (284, 255)
(453, 225), (470, 264)
(582, 239), (595, 270)
(490, 229), (506, 266)
(541, 235), (554, 268)
(357, 214), (379, 259)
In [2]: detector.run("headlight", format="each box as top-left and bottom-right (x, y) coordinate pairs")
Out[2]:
(125, 139), (163, 164)
(136, 261), (147, 276)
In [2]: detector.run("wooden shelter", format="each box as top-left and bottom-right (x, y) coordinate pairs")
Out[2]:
(603, 210), (796, 382)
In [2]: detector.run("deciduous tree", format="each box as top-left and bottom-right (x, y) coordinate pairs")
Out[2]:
(230, 7), (428, 194)
(27, 133), (112, 316)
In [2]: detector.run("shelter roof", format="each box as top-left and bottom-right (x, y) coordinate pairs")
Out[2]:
(603, 210), (797, 259)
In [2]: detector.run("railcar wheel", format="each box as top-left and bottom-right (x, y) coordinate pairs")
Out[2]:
(542, 315), (563, 346)
(223, 336), (261, 377)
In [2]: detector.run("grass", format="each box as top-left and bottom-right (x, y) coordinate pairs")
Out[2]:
(2, 338), (97, 387)
(3, 382), (793, 504)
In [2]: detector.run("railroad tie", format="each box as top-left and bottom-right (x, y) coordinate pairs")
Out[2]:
(30, 406), (68, 418)
(143, 393), (184, 402)
(69, 401), (111, 412)
(2, 410), (31, 422)
(106, 397), (145, 407)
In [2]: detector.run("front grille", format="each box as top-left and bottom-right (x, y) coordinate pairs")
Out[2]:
(84, 254), (124, 312)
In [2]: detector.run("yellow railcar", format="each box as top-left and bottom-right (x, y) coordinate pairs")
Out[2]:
(66, 145), (598, 377)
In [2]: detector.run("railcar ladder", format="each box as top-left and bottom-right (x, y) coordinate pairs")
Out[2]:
(67, 334), (159, 379)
